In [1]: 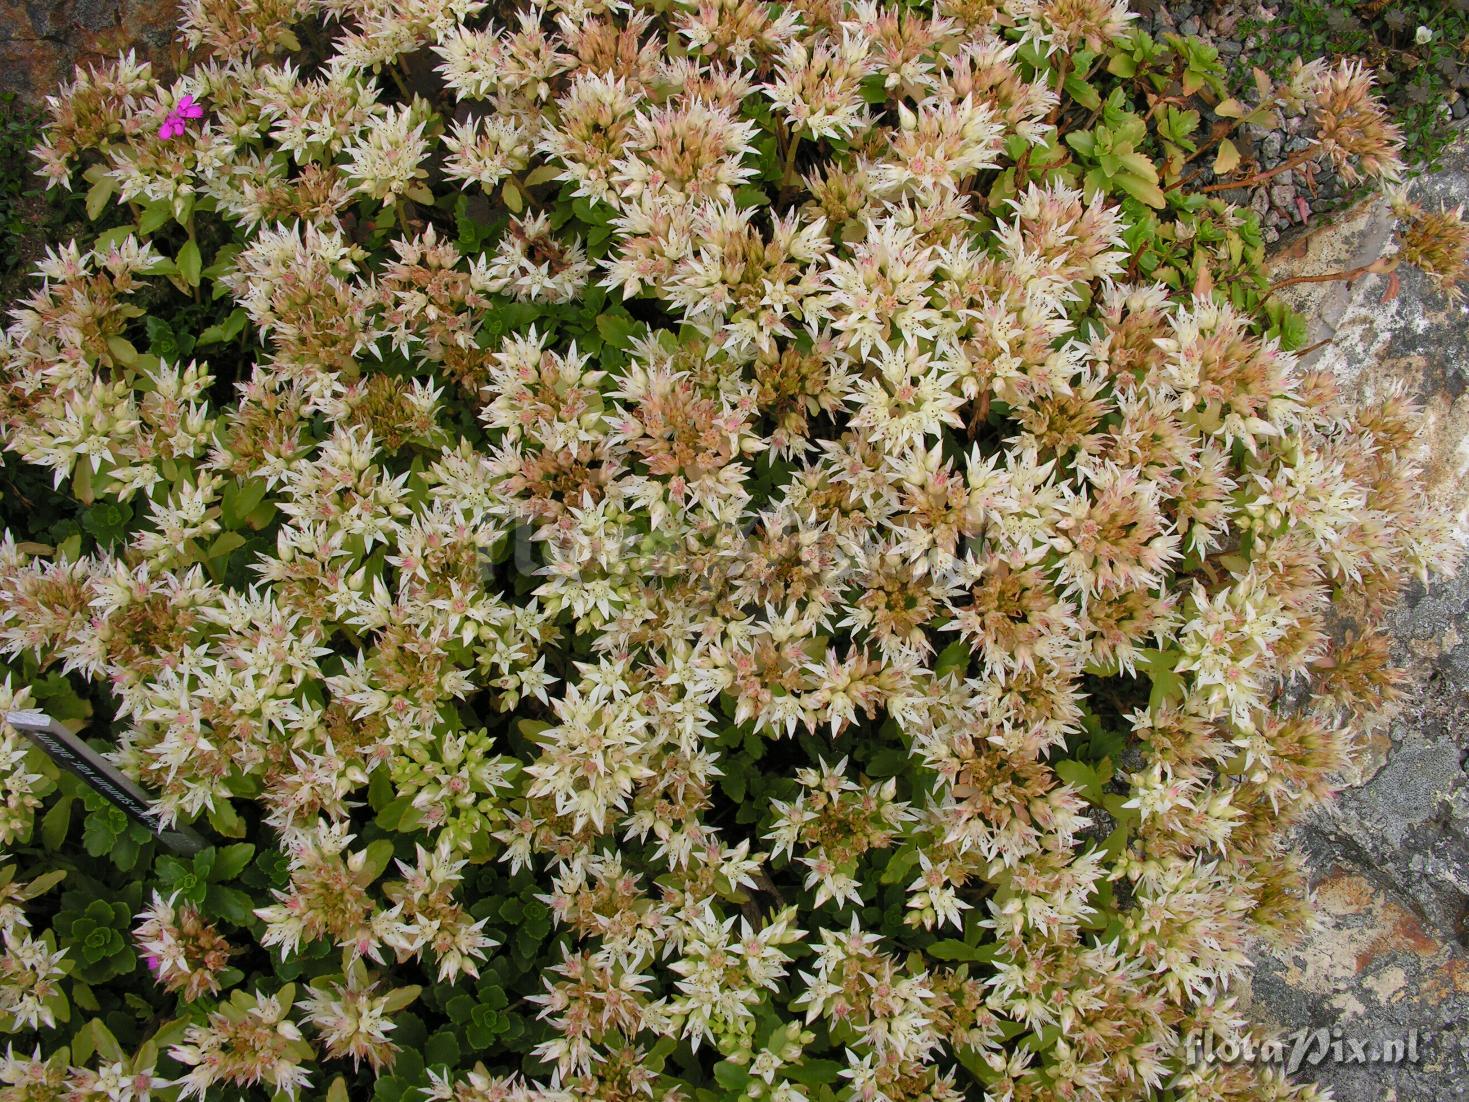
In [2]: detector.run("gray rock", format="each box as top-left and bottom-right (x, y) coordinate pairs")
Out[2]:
(1262, 133), (1284, 163)
(1251, 133), (1469, 1102)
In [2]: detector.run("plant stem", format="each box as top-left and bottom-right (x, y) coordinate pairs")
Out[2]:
(1013, 144), (1033, 184)
(1267, 258), (1392, 294)
(386, 62), (412, 102)
(1171, 164), (1208, 192)
(186, 212), (199, 303)
(1199, 147), (1316, 194)
(782, 127), (803, 189)
(776, 126), (804, 206)
(1047, 56), (1072, 129)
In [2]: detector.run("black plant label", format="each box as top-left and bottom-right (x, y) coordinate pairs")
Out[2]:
(6, 710), (204, 854)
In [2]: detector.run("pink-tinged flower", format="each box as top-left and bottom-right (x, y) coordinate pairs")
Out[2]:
(159, 94), (204, 140)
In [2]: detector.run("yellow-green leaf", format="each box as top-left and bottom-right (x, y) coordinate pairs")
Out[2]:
(1107, 54), (1138, 78)
(177, 240), (202, 287)
(1063, 72), (1102, 111)
(381, 986), (421, 1012)
(198, 307), (248, 348)
(138, 203), (173, 234)
(358, 839), (397, 883)
(595, 313), (638, 349)
(85, 175), (115, 221)
(207, 800), (246, 837)
(1115, 172), (1167, 209)
(1118, 151), (1159, 183)
(1213, 138), (1241, 176)
(207, 531), (246, 562)
(106, 336), (139, 367)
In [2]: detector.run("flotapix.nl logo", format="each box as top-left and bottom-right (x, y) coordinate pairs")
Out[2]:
(1183, 1028), (1429, 1075)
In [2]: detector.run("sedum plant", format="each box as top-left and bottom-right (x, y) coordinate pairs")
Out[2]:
(0, 0), (1462, 1100)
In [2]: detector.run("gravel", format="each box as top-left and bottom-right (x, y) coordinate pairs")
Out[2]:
(1137, 0), (1469, 247)
(1138, 1), (1408, 244)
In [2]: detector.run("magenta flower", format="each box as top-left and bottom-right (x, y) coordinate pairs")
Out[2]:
(158, 94), (204, 141)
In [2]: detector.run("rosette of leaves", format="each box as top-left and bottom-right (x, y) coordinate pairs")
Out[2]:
(79, 498), (133, 549)
(54, 896), (133, 985)
(481, 893), (553, 977)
